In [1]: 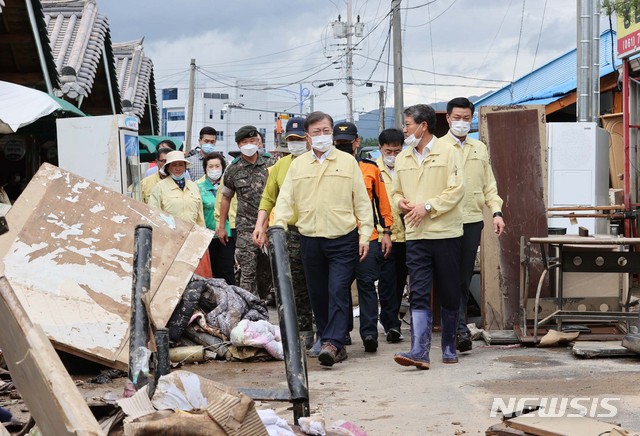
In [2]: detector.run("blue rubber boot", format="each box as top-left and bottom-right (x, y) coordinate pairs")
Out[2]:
(441, 307), (459, 364)
(393, 309), (432, 370)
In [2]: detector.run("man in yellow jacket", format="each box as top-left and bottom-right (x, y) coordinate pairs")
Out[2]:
(392, 104), (464, 370)
(440, 97), (505, 353)
(273, 111), (373, 367)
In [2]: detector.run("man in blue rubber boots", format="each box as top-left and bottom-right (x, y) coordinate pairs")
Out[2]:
(391, 104), (465, 370)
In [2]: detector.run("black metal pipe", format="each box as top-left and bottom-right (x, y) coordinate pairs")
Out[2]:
(129, 224), (152, 388)
(266, 226), (310, 424)
(155, 328), (170, 378)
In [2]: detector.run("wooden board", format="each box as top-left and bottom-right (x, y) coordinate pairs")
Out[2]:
(479, 105), (549, 330)
(506, 415), (627, 436)
(0, 277), (103, 435)
(0, 163), (213, 369)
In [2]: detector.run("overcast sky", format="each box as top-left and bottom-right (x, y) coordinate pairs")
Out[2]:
(96, 0), (616, 120)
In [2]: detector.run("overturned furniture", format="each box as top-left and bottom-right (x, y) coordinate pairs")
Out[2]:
(0, 163), (213, 369)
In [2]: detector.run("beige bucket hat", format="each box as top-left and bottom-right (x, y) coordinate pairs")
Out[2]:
(162, 150), (192, 173)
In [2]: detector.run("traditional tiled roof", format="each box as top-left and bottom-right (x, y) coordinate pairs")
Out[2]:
(113, 38), (156, 119)
(42, 0), (118, 106)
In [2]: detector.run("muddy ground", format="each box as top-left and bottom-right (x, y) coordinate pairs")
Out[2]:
(4, 320), (640, 435)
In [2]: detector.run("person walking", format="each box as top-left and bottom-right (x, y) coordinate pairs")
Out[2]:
(273, 111), (373, 367)
(440, 97), (505, 352)
(253, 117), (315, 350)
(333, 121), (393, 354)
(391, 104), (464, 370)
(216, 126), (274, 299)
(375, 128), (407, 343)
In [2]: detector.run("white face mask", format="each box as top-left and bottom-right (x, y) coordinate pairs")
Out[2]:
(287, 141), (307, 156)
(450, 120), (471, 137)
(240, 143), (258, 157)
(383, 155), (396, 168)
(311, 135), (333, 153)
(207, 169), (222, 181)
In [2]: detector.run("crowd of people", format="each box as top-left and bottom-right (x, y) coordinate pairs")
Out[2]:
(142, 96), (505, 370)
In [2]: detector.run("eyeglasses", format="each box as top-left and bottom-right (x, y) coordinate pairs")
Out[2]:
(309, 128), (333, 137)
(157, 159), (167, 164)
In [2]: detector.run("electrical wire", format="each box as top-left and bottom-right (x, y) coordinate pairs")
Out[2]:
(511, 0), (527, 91)
(427, 2), (437, 102)
(404, 0), (458, 27)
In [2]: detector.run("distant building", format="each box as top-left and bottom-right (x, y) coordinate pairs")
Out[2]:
(161, 79), (304, 158)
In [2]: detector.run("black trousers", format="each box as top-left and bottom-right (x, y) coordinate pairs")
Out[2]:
(458, 221), (484, 333)
(300, 229), (359, 349)
(406, 237), (462, 312)
(378, 241), (407, 332)
(210, 229), (236, 286)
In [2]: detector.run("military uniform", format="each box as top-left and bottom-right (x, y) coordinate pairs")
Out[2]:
(222, 153), (275, 297)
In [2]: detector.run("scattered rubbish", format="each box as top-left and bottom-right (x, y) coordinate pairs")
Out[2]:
(622, 333), (640, 354)
(0, 277), (103, 434)
(298, 414), (326, 435)
(117, 370), (267, 435)
(573, 341), (638, 358)
(0, 406), (11, 423)
(0, 163), (212, 369)
(231, 320), (284, 360)
(258, 409), (295, 435)
(504, 414), (632, 436)
(482, 330), (520, 345)
(89, 369), (128, 384)
(538, 330), (579, 347)
(327, 420), (367, 436)
(169, 346), (205, 364)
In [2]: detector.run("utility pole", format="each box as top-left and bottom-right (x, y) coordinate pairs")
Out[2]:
(391, 0), (404, 129)
(346, 0), (354, 122)
(378, 85), (385, 133)
(185, 58), (196, 153)
(309, 94), (315, 113)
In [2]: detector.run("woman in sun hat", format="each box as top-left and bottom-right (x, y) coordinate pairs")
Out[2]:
(148, 150), (204, 226)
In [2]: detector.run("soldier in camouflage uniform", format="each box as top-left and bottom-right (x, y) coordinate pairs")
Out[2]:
(216, 125), (275, 299)
(253, 117), (314, 346)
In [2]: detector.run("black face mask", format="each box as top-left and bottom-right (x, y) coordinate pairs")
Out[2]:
(336, 143), (354, 154)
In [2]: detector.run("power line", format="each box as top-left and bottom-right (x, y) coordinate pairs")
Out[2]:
(511, 0), (526, 86)
(405, 0), (458, 27)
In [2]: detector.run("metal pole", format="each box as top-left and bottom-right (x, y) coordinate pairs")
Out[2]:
(25, 0), (53, 94)
(577, 0), (592, 122)
(155, 328), (170, 378)
(266, 226), (309, 424)
(391, 0), (404, 129)
(185, 58), (196, 153)
(309, 94), (314, 113)
(102, 42), (117, 115)
(590, 0), (600, 123)
(623, 58), (631, 238)
(346, 0), (354, 122)
(129, 224), (152, 388)
(379, 85), (385, 133)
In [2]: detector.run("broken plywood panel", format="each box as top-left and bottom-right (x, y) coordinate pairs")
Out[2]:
(0, 163), (213, 369)
(0, 277), (103, 435)
(479, 105), (548, 330)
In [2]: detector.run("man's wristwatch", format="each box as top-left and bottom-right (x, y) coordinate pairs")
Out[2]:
(382, 229), (392, 235)
(424, 202), (432, 212)
(493, 211), (503, 218)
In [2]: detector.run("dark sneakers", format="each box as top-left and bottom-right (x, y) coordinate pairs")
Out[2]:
(456, 331), (473, 352)
(386, 328), (404, 343)
(363, 335), (378, 352)
(343, 333), (352, 345)
(318, 342), (348, 366)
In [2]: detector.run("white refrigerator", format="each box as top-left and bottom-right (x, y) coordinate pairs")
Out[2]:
(547, 122), (610, 235)
(57, 115), (142, 201)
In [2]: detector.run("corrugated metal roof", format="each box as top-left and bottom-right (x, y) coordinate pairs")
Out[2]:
(42, 0), (112, 100)
(474, 29), (620, 115)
